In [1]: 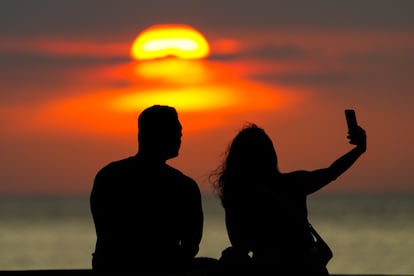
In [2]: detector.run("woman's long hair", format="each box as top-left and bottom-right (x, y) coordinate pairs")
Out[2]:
(211, 123), (281, 207)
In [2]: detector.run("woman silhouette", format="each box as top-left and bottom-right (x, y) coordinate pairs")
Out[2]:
(211, 121), (366, 275)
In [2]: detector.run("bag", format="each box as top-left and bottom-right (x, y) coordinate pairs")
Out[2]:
(308, 224), (333, 266)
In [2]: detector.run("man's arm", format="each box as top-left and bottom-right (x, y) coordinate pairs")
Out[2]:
(180, 178), (204, 259)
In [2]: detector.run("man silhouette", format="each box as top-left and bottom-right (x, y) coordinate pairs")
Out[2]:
(90, 105), (203, 271)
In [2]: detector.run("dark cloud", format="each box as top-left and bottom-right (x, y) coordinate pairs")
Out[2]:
(0, 55), (127, 106)
(1, 0), (413, 38)
(342, 49), (414, 69)
(249, 71), (365, 88)
(0, 52), (129, 66)
(209, 44), (309, 61)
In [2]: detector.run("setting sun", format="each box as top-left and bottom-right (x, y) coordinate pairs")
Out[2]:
(130, 24), (210, 60)
(11, 24), (303, 136)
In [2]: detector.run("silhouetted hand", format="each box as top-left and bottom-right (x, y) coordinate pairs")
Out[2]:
(347, 125), (366, 150)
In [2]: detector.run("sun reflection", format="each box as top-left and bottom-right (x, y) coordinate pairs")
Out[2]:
(112, 87), (241, 112)
(134, 59), (211, 84)
(27, 56), (302, 136)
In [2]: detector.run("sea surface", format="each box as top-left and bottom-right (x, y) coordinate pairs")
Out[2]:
(0, 194), (413, 274)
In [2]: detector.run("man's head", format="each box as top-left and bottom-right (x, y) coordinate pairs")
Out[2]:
(137, 105), (182, 161)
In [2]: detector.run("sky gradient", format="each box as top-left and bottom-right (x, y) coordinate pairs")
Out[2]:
(1, 0), (414, 196)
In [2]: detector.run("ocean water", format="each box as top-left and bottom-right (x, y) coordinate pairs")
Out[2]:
(0, 195), (413, 274)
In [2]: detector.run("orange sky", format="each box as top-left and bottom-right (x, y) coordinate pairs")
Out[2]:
(1, 1), (414, 196)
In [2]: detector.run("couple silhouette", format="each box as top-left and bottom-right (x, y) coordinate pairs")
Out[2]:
(90, 105), (367, 275)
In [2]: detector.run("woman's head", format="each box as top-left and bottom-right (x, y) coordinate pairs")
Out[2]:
(226, 124), (278, 172)
(212, 123), (279, 202)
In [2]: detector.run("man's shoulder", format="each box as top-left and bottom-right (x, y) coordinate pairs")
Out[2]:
(165, 164), (192, 179)
(165, 165), (198, 186)
(282, 170), (309, 179)
(96, 156), (136, 176)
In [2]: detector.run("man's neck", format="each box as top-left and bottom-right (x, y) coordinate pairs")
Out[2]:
(136, 150), (167, 164)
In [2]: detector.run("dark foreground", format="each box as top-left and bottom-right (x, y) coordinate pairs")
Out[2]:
(0, 269), (411, 276)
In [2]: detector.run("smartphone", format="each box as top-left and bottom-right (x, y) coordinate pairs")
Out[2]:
(345, 109), (358, 132)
